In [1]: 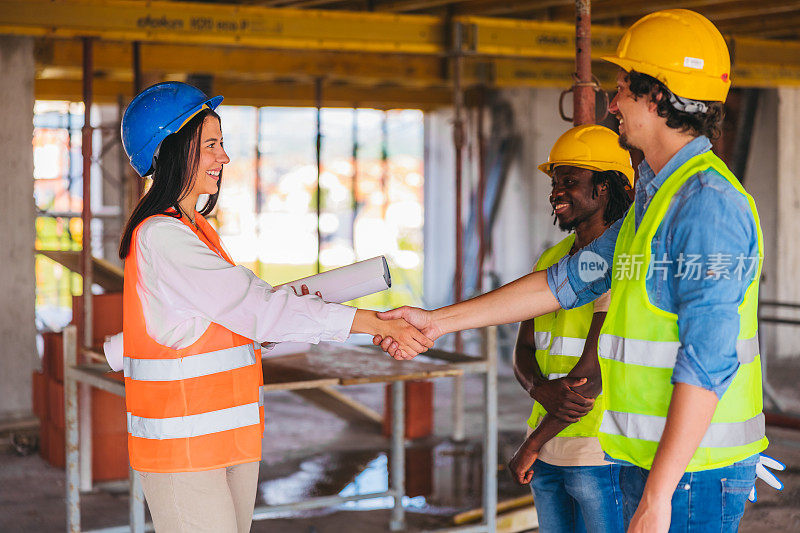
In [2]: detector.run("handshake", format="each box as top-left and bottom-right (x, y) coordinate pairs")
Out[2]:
(368, 306), (442, 361)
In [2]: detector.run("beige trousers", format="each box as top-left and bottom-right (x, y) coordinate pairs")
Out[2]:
(138, 461), (259, 533)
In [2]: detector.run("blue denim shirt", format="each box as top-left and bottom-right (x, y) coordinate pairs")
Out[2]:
(546, 136), (759, 398)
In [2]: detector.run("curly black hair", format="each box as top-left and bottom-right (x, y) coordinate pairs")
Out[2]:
(592, 169), (633, 226)
(626, 70), (725, 140)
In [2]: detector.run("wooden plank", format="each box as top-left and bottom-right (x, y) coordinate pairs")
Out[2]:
(290, 386), (383, 426)
(497, 505), (538, 533)
(261, 344), (462, 387)
(36, 249), (124, 293)
(261, 360), (339, 391)
(454, 494), (534, 525)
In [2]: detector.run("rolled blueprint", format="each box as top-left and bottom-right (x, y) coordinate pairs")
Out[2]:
(276, 255), (391, 304)
(103, 256), (392, 369)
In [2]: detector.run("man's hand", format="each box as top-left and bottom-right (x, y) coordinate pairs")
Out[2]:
(351, 309), (433, 360)
(532, 377), (594, 423)
(377, 317), (434, 360)
(508, 436), (540, 485)
(372, 306), (442, 358)
(627, 494), (671, 533)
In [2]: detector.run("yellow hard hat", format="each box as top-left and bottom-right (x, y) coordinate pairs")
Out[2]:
(601, 9), (731, 103)
(538, 125), (634, 185)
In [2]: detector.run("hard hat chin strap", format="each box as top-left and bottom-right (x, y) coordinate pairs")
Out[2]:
(667, 91), (709, 114)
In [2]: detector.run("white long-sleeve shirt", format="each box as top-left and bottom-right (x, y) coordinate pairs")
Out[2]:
(131, 216), (356, 349)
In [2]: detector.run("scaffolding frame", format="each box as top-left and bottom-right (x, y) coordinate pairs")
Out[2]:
(63, 325), (500, 533)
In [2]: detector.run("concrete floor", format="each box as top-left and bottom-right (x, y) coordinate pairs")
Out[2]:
(2, 357), (800, 532)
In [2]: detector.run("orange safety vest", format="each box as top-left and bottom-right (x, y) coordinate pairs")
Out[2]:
(123, 212), (264, 473)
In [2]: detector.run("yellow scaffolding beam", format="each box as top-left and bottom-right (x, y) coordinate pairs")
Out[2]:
(4, 0), (800, 88)
(2, 0), (444, 53)
(34, 77), (453, 109)
(34, 38), (626, 89)
(456, 15), (624, 58)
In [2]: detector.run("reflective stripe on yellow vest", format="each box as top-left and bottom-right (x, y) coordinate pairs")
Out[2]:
(597, 151), (767, 472)
(528, 234), (604, 437)
(123, 213), (265, 473)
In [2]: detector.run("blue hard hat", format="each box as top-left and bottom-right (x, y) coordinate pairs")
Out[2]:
(121, 82), (223, 177)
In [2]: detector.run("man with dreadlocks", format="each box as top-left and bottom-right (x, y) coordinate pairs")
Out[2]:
(508, 124), (634, 533)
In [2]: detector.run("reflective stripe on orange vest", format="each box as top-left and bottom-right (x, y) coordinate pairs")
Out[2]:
(128, 401), (263, 440)
(125, 342), (259, 382)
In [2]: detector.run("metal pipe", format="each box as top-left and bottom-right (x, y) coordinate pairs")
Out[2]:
(476, 88), (486, 293)
(574, 0), (594, 125)
(381, 112), (389, 219)
(760, 300), (800, 309)
(351, 107), (358, 257)
(390, 380), (406, 531)
(765, 411), (800, 431)
(80, 36), (94, 359)
(80, 36), (94, 493)
(129, 467), (145, 533)
(65, 325), (80, 533)
(315, 77), (323, 274)
(66, 366), (125, 396)
(452, 373), (465, 442)
(483, 325), (498, 532)
(452, 22), (465, 352)
(255, 108), (263, 277)
(132, 41), (144, 200)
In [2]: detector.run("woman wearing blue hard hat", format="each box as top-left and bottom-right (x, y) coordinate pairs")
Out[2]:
(118, 81), (432, 532)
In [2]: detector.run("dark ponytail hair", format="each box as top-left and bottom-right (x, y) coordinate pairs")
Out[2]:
(119, 108), (222, 259)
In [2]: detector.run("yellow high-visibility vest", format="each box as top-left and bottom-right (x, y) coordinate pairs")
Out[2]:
(597, 150), (767, 471)
(529, 234), (605, 437)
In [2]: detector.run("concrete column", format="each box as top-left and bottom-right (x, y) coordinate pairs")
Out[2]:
(775, 88), (800, 360)
(422, 89), (571, 309)
(496, 88), (566, 283)
(743, 90), (778, 358)
(0, 35), (35, 421)
(422, 109), (456, 310)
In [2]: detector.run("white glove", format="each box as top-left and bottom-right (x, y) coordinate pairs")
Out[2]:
(749, 453), (785, 502)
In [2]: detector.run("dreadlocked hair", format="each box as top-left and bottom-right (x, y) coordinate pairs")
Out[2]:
(627, 70), (725, 140)
(591, 170), (633, 226)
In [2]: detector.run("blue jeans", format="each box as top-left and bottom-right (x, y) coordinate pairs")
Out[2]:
(530, 459), (624, 533)
(619, 455), (757, 533)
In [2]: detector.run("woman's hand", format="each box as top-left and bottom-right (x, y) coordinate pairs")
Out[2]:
(292, 284), (322, 298)
(351, 309), (434, 360)
(375, 317), (434, 360)
(371, 306), (442, 358)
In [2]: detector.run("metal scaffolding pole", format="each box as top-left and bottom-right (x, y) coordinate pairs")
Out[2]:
(452, 21), (465, 353)
(351, 107), (358, 257)
(255, 109), (264, 277)
(79, 35), (94, 494)
(390, 380), (406, 531)
(315, 77), (323, 274)
(476, 88), (486, 293)
(381, 111), (389, 219)
(574, 0), (595, 125)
